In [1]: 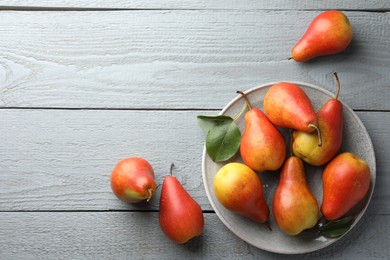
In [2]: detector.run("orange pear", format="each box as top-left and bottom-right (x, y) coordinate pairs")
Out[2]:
(264, 82), (322, 146)
(110, 157), (156, 203)
(291, 10), (353, 62)
(237, 91), (286, 172)
(273, 155), (319, 235)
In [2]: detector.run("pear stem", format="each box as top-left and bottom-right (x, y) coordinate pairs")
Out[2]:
(309, 123), (322, 147)
(146, 188), (154, 202)
(333, 72), (341, 100)
(288, 56), (293, 60)
(233, 102), (248, 121)
(236, 90), (252, 110)
(170, 162), (174, 176)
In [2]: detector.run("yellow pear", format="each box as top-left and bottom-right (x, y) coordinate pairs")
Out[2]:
(214, 162), (270, 225)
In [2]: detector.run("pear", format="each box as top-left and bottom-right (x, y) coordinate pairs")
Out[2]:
(110, 157), (156, 203)
(273, 155), (319, 235)
(292, 72), (343, 166)
(291, 10), (353, 62)
(263, 82), (322, 146)
(214, 162), (270, 226)
(237, 91), (286, 172)
(321, 152), (371, 221)
(159, 163), (204, 243)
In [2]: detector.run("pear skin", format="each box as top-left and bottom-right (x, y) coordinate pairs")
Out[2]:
(273, 156), (319, 235)
(263, 82), (321, 145)
(238, 91), (286, 172)
(293, 72), (343, 166)
(291, 10), (353, 62)
(321, 152), (371, 221)
(214, 162), (270, 224)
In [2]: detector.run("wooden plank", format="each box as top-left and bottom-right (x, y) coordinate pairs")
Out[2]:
(0, 0), (389, 10)
(0, 212), (389, 259)
(0, 110), (388, 213)
(0, 109), (207, 211)
(0, 11), (389, 110)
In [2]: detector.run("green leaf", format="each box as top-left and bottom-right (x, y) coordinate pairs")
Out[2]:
(197, 115), (241, 162)
(319, 216), (354, 238)
(197, 115), (234, 132)
(206, 119), (241, 162)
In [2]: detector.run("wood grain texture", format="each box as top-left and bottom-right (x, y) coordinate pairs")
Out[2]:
(0, 0), (389, 10)
(0, 212), (389, 259)
(0, 11), (389, 110)
(0, 110), (388, 213)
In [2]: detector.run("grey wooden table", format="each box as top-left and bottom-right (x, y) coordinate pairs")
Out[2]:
(1, 1), (389, 259)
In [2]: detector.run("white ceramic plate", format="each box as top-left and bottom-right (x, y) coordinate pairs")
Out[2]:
(202, 82), (376, 254)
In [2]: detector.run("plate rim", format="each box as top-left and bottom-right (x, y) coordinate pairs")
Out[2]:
(201, 81), (376, 254)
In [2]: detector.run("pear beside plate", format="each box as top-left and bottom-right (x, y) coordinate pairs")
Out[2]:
(201, 82), (376, 254)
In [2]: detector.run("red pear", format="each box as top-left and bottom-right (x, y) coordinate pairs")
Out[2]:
(293, 72), (343, 166)
(159, 163), (204, 243)
(264, 82), (322, 146)
(110, 157), (156, 203)
(291, 10), (353, 62)
(321, 152), (371, 220)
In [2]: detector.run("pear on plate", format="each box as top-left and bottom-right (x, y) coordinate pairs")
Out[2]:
(264, 82), (322, 146)
(293, 72), (343, 166)
(321, 152), (371, 221)
(214, 162), (270, 227)
(237, 91), (286, 172)
(273, 155), (319, 235)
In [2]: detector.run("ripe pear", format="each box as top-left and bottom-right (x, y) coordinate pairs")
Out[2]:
(273, 155), (319, 235)
(264, 82), (322, 146)
(214, 162), (270, 226)
(292, 72), (343, 166)
(321, 152), (371, 221)
(237, 91), (286, 172)
(159, 163), (204, 243)
(110, 157), (156, 203)
(291, 10), (353, 62)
